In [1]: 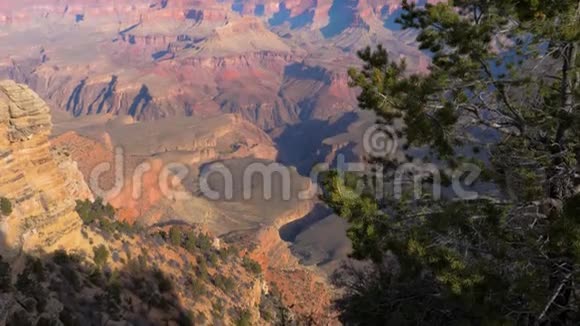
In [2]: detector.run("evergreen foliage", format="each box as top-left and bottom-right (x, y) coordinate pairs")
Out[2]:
(242, 256), (262, 275)
(75, 198), (138, 235)
(169, 226), (182, 246)
(93, 245), (109, 268)
(324, 0), (580, 324)
(0, 197), (12, 216)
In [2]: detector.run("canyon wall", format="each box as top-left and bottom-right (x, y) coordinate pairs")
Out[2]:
(0, 0), (431, 130)
(0, 80), (84, 258)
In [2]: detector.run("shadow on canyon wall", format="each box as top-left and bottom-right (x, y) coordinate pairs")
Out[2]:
(279, 204), (332, 243)
(274, 111), (359, 175)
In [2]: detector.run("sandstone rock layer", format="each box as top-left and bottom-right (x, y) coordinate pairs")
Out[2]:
(0, 80), (83, 257)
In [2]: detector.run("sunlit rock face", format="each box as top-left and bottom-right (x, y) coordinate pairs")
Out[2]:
(0, 80), (85, 258)
(0, 0), (433, 129)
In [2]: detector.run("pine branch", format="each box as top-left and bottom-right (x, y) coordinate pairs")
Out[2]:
(537, 272), (572, 323)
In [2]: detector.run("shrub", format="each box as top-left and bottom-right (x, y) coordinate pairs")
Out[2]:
(75, 199), (94, 224)
(196, 256), (209, 280)
(75, 198), (132, 236)
(190, 277), (207, 298)
(242, 257), (262, 275)
(214, 274), (236, 293)
(93, 245), (109, 267)
(169, 226), (182, 246)
(76, 198), (114, 224)
(211, 299), (225, 318)
(218, 247), (235, 261)
(196, 233), (213, 251)
(0, 197), (12, 216)
(115, 220), (136, 235)
(208, 252), (219, 267)
(185, 231), (197, 253)
(235, 309), (252, 326)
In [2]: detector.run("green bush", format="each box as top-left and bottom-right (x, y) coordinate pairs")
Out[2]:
(0, 197), (12, 216)
(235, 309), (252, 326)
(185, 231), (197, 253)
(93, 245), (109, 267)
(190, 277), (207, 298)
(242, 257), (262, 275)
(76, 198), (114, 224)
(76, 198), (139, 236)
(213, 274), (236, 293)
(218, 246), (238, 261)
(196, 258), (209, 280)
(169, 226), (182, 246)
(196, 233), (213, 251)
(208, 253), (219, 267)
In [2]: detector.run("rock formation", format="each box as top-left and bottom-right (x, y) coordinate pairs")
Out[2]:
(0, 80), (84, 258)
(0, 0), (430, 129)
(0, 80), (299, 325)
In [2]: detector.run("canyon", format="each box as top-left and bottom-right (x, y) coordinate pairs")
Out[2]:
(0, 0), (435, 324)
(0, 0), (430, 129)
(0, 80), (316, 325)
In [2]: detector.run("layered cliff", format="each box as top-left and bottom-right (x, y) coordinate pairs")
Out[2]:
(0, 80), (84, 258)
(0, 0), (436, 26)
(0, 0), (430, 129)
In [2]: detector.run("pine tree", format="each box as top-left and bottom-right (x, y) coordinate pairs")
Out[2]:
(323, 0), (580, 324)
(93, 245), (109, 268)
(169, 226), (182, 247)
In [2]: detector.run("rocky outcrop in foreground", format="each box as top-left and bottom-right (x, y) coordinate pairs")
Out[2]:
(0, 80), (84, 257)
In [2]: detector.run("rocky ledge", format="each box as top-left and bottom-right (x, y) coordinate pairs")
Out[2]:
(0, 80), (84, 258)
